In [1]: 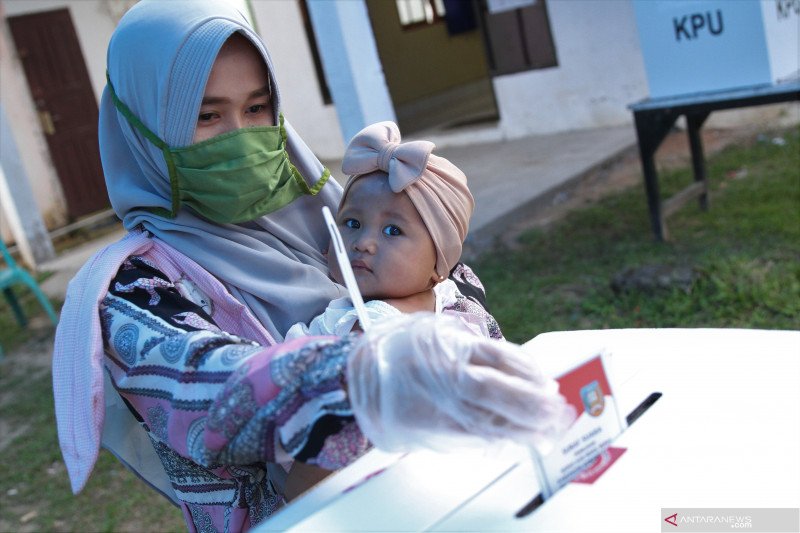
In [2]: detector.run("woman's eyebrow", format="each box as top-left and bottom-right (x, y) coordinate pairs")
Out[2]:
(250, 85), (271, 98)
(200, 86), (270, 105)
(201, 95), (229, 105)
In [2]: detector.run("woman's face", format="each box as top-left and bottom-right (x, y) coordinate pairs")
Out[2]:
(193, 34), (274, 143)
(331, 174), (439, 300)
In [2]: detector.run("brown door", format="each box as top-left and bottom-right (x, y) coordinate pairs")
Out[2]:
(8, 8), (109, 220)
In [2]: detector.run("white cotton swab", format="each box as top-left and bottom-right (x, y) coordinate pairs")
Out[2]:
(322, 206), (372, 331)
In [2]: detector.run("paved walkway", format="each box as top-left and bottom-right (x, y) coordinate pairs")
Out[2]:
(39, 124), (638, 300)
(438, 125), (636, 252)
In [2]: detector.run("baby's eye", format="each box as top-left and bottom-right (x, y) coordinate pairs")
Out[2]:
(343, 218), (360, 229)
(383, 225), (402, 236)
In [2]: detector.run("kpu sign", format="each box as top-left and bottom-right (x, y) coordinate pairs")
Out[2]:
(633, 0), (799, 98)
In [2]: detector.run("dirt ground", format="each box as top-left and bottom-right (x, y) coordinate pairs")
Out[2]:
(499, 125), (774, 249)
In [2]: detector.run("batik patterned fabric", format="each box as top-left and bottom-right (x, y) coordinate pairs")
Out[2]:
(449, 292), (505, 341)
(100, 257), (368, 532)
(448, 263), (504, 340)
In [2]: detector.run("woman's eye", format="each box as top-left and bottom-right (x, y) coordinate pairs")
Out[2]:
(343, 218), (360, 229)
(383, 225), (402, 236)
(247, 103), (268, 114)
(198, 112), (216, 122)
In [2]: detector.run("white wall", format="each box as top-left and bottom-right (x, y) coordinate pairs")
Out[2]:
(249, 0), (345, 160)
(493, 0), (649, 139)
(0, 105), (55, 264)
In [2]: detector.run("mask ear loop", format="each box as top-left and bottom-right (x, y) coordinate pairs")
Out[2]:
(279, 112), (331, 195)
(105, 72), (180, 219)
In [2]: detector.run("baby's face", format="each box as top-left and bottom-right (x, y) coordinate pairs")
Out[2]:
(331, 174), (438, 300)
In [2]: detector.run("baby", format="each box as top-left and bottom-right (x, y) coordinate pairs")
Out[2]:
(285, 121), (502, 340)
(283, 121), (504, 498)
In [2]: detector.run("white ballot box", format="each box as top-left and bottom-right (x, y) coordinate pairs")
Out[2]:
(633, 0), (800, 98)
(258, 329), (800, 532)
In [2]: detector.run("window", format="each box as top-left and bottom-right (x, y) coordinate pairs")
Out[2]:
(299, 0), (332, 105)
(396, 0), (446, 27)
(480, 0), (558, 75)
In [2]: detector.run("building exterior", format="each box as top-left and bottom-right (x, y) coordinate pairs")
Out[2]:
(1, 0), (796, 266)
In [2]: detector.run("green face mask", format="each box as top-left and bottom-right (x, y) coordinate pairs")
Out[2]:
(107, 75), (330, 224)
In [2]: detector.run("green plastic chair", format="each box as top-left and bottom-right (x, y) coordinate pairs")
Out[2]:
(0, 237), (59, 359)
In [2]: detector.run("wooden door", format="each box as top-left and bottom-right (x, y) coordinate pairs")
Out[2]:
(8, 8), (109, 220)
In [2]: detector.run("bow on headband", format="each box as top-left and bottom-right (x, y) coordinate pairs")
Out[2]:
(341, 121), (435, 191)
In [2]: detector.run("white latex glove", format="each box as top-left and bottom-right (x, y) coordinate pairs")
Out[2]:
(346, 312), (576, 454)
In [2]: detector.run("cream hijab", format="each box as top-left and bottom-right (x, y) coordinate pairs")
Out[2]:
(99, 0), (344, 339)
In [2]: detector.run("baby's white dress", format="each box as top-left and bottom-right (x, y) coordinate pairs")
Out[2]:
(285, 279), (464, 339)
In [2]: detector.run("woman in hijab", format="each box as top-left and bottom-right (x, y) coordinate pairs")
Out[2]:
(51, 1), (573, 530)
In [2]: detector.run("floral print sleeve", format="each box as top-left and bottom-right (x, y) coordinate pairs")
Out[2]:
(100, 257), (368, 530)
(449, 262), (489, 310)
(448, 262), (505, 340)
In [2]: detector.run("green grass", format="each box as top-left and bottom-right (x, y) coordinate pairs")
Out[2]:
(0, 368), (184, 532)
(0, 261), (183, 530)
(0, 273), (60, 355)
(476, 128), (800, 343)
(0, 127), (797, 530)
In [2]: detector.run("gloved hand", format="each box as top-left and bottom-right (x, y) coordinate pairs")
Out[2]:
(346, 312), (576, 455)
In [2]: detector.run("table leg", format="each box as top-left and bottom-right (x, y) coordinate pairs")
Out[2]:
(634, 110), (678, 241)
(638, 141), (663, 240)
(687, 112), (710, 211)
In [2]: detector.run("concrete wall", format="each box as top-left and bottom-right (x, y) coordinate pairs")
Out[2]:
(493, 0), (649, 139)
(0, 104), (55, 264)
(249, 0), (345, 158)
(305, 0), (396, 146)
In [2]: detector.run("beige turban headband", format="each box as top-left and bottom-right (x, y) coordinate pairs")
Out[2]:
(341, 121), (474, 279)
